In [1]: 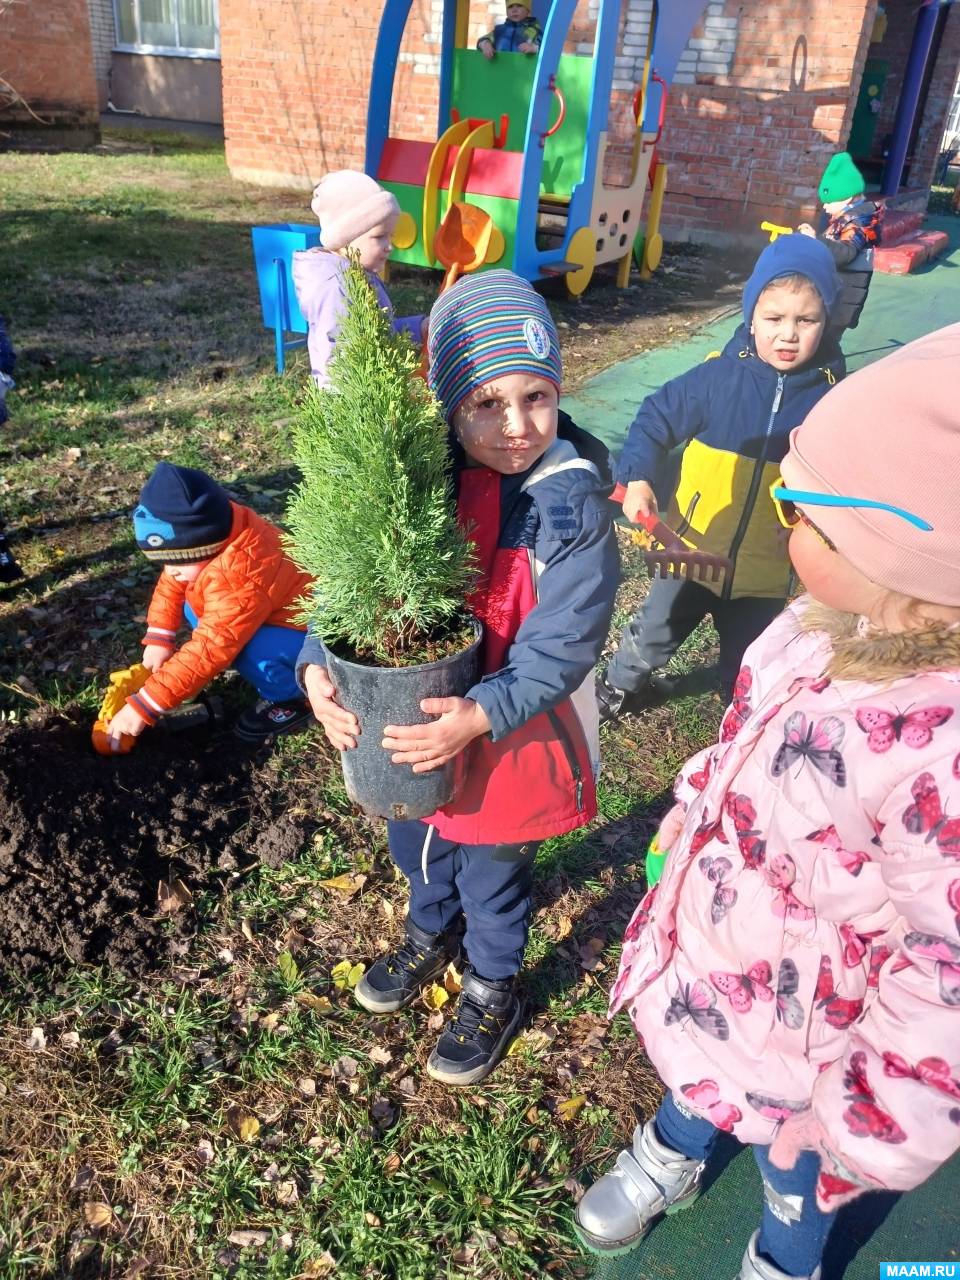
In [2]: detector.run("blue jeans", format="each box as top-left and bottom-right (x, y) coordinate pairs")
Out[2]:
(386, 818), (539, 981)
(656, 1093), (837, 1277)
(183, 604), (303, 702)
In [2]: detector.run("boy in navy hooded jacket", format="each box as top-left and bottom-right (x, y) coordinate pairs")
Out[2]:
(598, 235), (844, 718)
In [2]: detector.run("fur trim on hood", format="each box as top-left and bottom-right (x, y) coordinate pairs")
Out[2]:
(801, 601), (960, 683)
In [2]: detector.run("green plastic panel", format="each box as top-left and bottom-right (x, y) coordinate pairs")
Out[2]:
(384, 182), (520, 274)
(450, 48), (594, 198)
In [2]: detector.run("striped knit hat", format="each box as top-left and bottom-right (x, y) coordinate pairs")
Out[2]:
(428, 270), (562, 421)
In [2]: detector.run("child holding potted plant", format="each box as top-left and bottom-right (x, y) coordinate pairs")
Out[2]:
(299, 270), (619, 1085)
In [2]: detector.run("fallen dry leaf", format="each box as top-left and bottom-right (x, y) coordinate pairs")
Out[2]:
(157, 877), (192, 914)
(381, 897), (395, 921)
(554, 915), (573, 941)
(71, 1164), (95, 1191)
(226, 1107), (261, 1143)
(275, 1179), (300, 1206)
(300, 1253), (338, 1277)
(196, 1139), (215, 1165)
(298, 1077), (317, 1098)
(318, 872), (367, 897)
(368, 1045), (392, 1067)
(28, 1026), (46, 1051)
(60, 1030), (81, 1050)
(426, 1010), (445, 1032)
(227, 1229), (270, 1247)
(422, 983), (449, 1011)
(382, 1152), (402, 1176)
(443, 962), (463, 994)
(276, 951), (299, 983)
(260, 1011), (281, 1033)
(398, 1075), (418, 1099)
(556, 1094), (588, 1123)
(332, 1055), (359, 1081)
(240, 919), (256, 943)
(295, 991), (333, 1015)
(83, 1201), (113, 1229)
(364, 1212), (381, 1227)
(331, 960), (365, 990)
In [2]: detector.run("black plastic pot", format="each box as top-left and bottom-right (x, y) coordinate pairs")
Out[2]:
(325, 620), (482, 821)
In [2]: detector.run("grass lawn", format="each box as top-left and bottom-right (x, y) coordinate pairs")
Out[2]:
(0, 128), (723, 1278)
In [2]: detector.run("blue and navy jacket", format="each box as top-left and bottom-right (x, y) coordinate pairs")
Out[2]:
(299, 412), (619, 844)
(617, 325), (845, 600)
(478, 15), (543, 53)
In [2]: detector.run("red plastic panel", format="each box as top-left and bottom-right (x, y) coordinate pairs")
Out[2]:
(377, 138), (434, 187)
(874, 241), (930, 275)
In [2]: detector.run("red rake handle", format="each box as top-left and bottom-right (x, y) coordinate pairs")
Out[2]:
(610, 482), (685, 550)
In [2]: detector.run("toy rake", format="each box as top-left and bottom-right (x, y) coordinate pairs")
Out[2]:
(610, 483), (732, 586)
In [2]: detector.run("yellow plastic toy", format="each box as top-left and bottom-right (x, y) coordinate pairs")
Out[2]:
(91, 663), (150, 756)
(761, 220), (793, 243)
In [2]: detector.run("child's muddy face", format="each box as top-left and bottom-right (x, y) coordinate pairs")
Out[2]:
(453, 373), (558, 475)
(349, 220), (396, 274)
(751, 280), (825, 372)
(164, 560), (210, 584)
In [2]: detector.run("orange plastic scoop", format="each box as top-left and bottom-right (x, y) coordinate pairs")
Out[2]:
(434, 201), (495, 293)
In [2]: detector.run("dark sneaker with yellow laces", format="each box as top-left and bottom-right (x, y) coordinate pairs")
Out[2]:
(354, 919), (462, 1014)
(234, 697), (313, 743)
(426, 966), (520, 1086)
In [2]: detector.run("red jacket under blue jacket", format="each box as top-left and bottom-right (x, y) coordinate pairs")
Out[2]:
(298, 413), (619, 844)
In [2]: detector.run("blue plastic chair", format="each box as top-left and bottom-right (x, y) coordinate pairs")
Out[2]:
(250, 223), (322, 373)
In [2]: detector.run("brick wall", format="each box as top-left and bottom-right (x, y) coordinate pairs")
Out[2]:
(0, 0), (99, 136)
(222, 0), (883, 240)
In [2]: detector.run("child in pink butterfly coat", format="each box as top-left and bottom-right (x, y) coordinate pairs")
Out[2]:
(576, 322), (960, 1280)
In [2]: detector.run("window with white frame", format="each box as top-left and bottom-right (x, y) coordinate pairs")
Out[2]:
(114, 0), (219, 57)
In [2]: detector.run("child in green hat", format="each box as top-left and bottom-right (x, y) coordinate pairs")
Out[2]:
(798, 152), (881, 333)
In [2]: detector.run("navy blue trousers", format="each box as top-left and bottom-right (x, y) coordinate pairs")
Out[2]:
(656, 1093), (837, 1276)
(386, 818), (539, 981)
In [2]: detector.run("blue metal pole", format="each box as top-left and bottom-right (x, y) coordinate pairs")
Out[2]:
(880, 0), (944, 196)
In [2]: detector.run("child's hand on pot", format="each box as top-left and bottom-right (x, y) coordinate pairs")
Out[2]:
(303, 664), (359, 750)
(106, 703), (148, 752)
(142, 644), (173, 672)
(383, 698), (491, 773)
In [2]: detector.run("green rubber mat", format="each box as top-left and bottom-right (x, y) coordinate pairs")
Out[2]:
(588, 1139), (959, 1280)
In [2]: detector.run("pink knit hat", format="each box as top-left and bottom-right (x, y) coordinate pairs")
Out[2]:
(780, 321), (960, 605)
(310, 170), (399, 251)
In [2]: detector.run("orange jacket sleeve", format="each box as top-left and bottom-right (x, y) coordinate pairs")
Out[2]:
(135, 563), (276, 716)
(142, 572), (186, 649)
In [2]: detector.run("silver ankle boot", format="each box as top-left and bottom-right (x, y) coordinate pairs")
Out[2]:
(574, 1117), (704, 1255)
(737, 1230), (821, 1280)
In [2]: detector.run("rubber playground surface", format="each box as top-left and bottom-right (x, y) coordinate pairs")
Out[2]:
(567, 215), (960, 458)
(580, 214), (960, 1279)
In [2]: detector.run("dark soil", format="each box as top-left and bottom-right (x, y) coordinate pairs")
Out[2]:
(0, 709), (321, 978)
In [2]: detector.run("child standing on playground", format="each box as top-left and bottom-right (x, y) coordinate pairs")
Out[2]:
(105, 462), (314, 749)
(300, 271), (619, 1086)
(798, 152), (881, 335)
(597, 234), (843, 720)
(293, 171), (426, 388)
(478, 3), (542, 57)
(576, 323), (960, 1279)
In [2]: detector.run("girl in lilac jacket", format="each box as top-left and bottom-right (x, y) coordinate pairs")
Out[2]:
(577, 323), (960, 1280)
(292, 170), (425, 387)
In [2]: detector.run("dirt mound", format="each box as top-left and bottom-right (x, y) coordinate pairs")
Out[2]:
(0, 710), (319, 977)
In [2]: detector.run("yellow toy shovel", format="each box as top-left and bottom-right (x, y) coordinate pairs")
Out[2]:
(91, 663), (149, 756)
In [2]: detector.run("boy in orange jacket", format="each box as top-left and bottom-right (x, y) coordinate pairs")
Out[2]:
(105, 463), (313, 748)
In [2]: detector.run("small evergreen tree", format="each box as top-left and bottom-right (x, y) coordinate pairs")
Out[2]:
(287, 259), (476, 665)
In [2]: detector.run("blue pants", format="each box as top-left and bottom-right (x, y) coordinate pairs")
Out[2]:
(183, 604), (303, 703)
(656, 1093), (837, 1277)
(386, 818), (539, 981)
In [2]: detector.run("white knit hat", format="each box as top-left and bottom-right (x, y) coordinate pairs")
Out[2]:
(310, 170), (399, 250)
